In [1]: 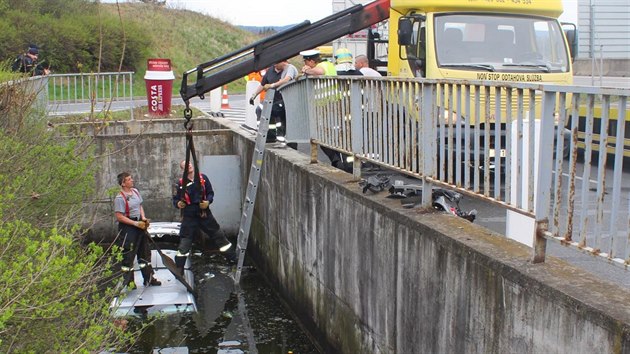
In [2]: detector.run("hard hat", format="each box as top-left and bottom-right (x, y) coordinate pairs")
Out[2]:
(300, 49), (320, 60)
(334, 48), (353, 64)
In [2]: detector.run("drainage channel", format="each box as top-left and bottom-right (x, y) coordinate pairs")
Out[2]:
(127, 253), (319, 353)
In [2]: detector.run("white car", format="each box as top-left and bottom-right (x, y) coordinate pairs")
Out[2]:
(110, 223), (197, 317)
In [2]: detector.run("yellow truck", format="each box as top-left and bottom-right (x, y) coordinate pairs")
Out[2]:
(388, 0), (573, 83)
(184, 0), (576, 105)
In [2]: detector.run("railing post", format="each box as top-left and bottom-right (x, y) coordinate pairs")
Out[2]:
(350, 80), (363, 179)
(532, 90), (557, 263)
(421, 82), (436, 205)
(129, 72), (134, 121)
(306, 79), (318, 164)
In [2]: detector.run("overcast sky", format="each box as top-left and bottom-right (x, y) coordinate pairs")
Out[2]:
(112, 0), (578, 27)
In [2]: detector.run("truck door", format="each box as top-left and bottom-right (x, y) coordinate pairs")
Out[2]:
(398, 15), (427, 77)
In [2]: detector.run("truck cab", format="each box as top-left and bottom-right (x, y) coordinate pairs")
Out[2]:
(389, 0), (573, 85)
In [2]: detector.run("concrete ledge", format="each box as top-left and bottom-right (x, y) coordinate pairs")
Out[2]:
(573, 58), (630, 77)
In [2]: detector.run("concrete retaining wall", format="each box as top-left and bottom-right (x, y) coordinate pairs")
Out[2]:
(573, 58), (630, 77)
(67, 118), (236, 241)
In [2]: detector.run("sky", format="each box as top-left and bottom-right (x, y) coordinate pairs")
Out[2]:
(108, 0), (579, 27)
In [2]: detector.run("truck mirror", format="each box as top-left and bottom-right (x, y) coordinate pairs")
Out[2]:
(562, 22), (578, 62)
(398, 18), (413, 46)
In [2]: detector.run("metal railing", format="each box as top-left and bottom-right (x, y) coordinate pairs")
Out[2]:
(0, 75), (49, 112)
(45, 72), (135, 118)
(282, 77), (630, 268)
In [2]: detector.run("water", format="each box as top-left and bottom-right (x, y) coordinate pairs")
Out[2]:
(127, 253), (319, 353)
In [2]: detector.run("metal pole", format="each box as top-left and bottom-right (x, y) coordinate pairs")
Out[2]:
(130, 73), (134, 121)
(589, 0), (595, 85)
(532, 90), (557, 263)
(599, 45), (603, 86)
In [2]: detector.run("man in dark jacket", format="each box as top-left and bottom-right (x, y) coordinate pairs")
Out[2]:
(12, 45), (49, 76)
(173, 160), (234, 274)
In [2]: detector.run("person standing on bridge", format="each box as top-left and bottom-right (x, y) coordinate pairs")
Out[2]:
(114, 172), (161, 289)
(300, 49), (336, 76)
(173, 160), (235, 275)
(249, 60), (298, 143)
(334, 48), (362, 76)
(355, 54), (382, 77)
(300, 49), (352, 171)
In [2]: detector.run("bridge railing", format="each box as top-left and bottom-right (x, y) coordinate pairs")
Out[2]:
(45, 72), (135, 118)
(282, 76), (630, 269)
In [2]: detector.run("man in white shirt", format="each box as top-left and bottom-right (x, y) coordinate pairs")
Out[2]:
(249, 61), (298, 143)
(355, 54), (382, 77)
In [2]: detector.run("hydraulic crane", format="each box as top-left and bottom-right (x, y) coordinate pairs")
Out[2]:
(179, 0), (390, 103)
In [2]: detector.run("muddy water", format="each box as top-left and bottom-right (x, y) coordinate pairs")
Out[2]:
(128, 253), (319, 353)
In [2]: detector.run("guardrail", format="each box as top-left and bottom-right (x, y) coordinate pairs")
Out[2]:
(46, 72), (135, 119)
(282, 77), (630, 269)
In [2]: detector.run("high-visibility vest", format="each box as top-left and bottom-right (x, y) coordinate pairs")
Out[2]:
(314, 61), (339, 104)
(245, 71), (266, 100)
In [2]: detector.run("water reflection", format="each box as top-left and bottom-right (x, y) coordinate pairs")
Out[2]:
(128, 254), (319, 353)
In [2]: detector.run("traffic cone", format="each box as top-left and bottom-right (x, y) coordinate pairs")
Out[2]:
(221, 85), (230, 109)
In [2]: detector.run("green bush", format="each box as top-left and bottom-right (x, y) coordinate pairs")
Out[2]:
(0, 58), (134, 352)
(0, 0), (149, 73)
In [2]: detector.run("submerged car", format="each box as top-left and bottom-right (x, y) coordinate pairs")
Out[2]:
(110, 223), (196, 317)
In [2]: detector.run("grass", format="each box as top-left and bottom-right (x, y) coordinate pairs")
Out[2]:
(99, 3), (259, 96)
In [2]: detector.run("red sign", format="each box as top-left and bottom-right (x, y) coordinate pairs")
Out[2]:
(147, 58), (172, 71)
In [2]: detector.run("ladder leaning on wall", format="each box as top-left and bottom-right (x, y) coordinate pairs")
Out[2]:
(233, 90), (275, 284)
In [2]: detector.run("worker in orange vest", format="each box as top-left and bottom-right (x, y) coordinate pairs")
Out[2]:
(244, 70), (266, 101)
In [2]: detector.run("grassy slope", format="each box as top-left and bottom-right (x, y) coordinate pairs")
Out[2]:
(100, 3), (259, 94)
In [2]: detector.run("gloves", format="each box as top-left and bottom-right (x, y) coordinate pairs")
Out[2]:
(142, 218), (150, 229)
(249, 96), (255, 105)
(263, 83), (273, 90)
(177, 200), (187, 209)
(199, 200), (210, 209)
(136, 220), (148, 230)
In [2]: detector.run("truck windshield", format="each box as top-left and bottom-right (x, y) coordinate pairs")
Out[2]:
(434, 14), (569, 73)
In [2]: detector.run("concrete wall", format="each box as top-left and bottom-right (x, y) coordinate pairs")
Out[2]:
(573, 58), (630, 77)
(76, 117), (630, 352)
(66, 118), (235, 242)
(219, 120), (630, 353)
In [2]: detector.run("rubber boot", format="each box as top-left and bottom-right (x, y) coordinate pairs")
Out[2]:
(175, 255), (187, 276)
(224, 246), (238, 266)
(122, 270), (136, 289)
(141, 264), (161, 286)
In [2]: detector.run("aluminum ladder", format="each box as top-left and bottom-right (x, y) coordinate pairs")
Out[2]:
(233, 90), (275, 284)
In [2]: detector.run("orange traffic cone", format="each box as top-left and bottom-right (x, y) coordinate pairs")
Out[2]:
(221, 85), (230, 109)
